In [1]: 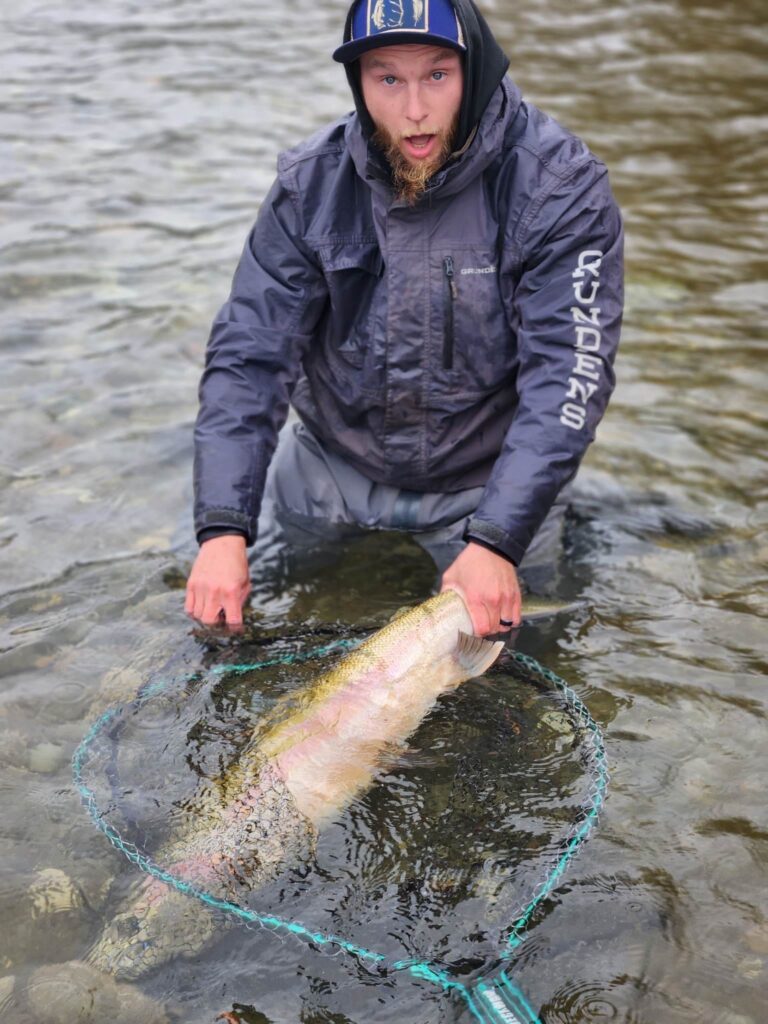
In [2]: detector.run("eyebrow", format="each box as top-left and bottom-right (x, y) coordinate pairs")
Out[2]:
(366, 49), (458, 70)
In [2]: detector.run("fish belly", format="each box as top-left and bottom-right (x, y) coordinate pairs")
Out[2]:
(272, 650), (464, 827)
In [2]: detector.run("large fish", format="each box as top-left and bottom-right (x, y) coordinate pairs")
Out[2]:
(88, 590), (503, 979)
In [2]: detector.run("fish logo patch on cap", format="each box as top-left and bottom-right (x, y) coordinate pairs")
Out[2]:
(370, 1), (427, 32)
(333, 0), (465, 62)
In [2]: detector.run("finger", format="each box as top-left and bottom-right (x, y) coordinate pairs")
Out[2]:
(200, 593), (225, 626)
(498, 574), (521, 628)
(498, 603), (521, 630)
(192, 587), (208, 623)
(508, 585), (523, 627)
(469, 599), (493, 637)
(221, 589), (244, 627)
(186, 585), (204, 622)
(476, 589), (502, 635)
(239, 583), (251, 613)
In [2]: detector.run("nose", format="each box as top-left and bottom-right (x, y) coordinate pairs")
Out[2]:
(403, 83), (428, 125)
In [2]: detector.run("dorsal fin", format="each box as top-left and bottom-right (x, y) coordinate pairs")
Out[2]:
(456, 631), (504, 677)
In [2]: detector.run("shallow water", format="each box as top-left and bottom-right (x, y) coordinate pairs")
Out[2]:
(0, 1), (766, 1022)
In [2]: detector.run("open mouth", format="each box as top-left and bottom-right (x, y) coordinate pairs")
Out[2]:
(402, 133), (438, 160)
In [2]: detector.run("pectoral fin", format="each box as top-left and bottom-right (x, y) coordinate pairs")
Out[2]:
(456, 631), (504, 677)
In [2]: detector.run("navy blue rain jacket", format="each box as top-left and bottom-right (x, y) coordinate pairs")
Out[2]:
(194, 72), (623, 566)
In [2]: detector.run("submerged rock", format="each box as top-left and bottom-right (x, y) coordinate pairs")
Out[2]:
(744, 922), (768, 955)
(27, 742), (68, 775)
(22, 961), (169, 1024)
(0, 730), (28, 771)
(539, 710), (575, 737)
(0, 975), (15, 1016)
(0, 867), (92, 971)
(28, 868), (83, 917)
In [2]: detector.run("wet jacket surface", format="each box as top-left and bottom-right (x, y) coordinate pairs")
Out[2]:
(194, 70), (623, 565)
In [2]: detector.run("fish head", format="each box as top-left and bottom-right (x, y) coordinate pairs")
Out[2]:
(87, 877), (219, 981)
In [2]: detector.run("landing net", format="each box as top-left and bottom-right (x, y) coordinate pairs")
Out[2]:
(73, 637), (608, 1024)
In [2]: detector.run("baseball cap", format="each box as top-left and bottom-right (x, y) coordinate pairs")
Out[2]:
(333, 0), (466, 64)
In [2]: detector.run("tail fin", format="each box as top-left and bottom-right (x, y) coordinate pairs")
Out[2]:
(456, 632), (504, 678)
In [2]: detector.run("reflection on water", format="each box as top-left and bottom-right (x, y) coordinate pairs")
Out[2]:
(0, 0), (766, 1021)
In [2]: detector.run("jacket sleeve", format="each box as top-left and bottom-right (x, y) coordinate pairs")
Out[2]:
(193, 176), (327, 544)
(465, 159), (624, 565)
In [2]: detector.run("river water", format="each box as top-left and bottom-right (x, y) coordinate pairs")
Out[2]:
(0, 1), (766, 1022)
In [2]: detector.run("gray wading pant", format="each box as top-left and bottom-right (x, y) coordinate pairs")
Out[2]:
(259, 422), (570, 583)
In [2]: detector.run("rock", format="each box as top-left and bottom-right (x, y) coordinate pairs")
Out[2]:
(679, 756), (718, 804)
(743, 922), (768, 955)
(0, 974), (15, 1013)
(0, 868), (91, 969)
(27, 743), (68, 775)
(23, 961), (170, 1024)
(23, 962), (119, 1023)
(735, 955), (764, 980)
(28, 869), (83, 917)
(539, 710), (575, 737)
(94, 665), (143, 709)
(0, 730), (28, 770)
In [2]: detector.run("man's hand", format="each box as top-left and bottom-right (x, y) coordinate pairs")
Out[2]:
(185, 535), (251, 628)
(441, 541), (521, 636)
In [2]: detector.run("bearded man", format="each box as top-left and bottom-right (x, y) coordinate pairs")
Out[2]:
(186, 0), (624, 635)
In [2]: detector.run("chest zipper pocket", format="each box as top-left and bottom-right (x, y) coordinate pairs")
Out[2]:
(442, 256), (456, 370)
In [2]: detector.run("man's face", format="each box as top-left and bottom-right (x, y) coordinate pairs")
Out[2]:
(359, 44), (464, 202)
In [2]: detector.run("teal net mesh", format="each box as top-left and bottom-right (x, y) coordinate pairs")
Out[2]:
(74, 638), (608, 1022)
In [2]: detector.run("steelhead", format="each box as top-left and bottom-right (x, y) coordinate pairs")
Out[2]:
(254, 589), (503, 828)
(88, 590), (502, 979)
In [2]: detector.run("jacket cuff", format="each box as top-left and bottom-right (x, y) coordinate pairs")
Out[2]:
(195, 507), (255, 546)
(464, 517), (525, 567)
(198, 527), (248, 547)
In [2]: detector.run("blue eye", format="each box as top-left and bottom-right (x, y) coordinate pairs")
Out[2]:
(432, 71), (446, 81)
(383, 75), (397, 85)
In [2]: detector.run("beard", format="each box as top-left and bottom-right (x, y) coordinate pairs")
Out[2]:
(371, 118), (458, 206)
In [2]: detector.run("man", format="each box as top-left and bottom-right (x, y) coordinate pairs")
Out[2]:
(185, 0), (623, 636)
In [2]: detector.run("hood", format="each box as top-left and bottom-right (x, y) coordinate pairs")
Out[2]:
(338, 0), (510, 153)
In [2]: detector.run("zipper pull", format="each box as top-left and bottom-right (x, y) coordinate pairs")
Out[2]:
(444, 256), (457, 298)
(443, 256), (456, 371)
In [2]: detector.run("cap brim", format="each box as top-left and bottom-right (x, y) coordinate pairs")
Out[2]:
(333, 31), (465, 64)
